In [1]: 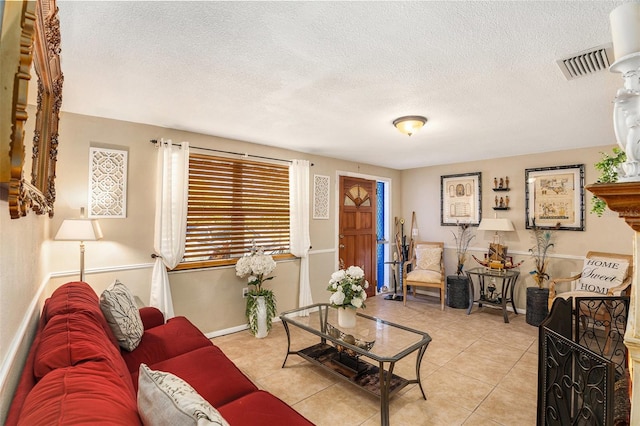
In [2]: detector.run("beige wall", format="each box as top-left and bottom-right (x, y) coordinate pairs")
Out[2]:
(0, 198), (48, 421)
(2, 108), (634, 422)
(49, 111), (403, 334)
(400, 145), (634, 308)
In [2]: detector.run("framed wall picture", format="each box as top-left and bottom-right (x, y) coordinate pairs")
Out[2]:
(88, 147), (128, 218)
(313, 174), (330, 219)
(441, 172), (482, 226)
(525, 164), (584, 231)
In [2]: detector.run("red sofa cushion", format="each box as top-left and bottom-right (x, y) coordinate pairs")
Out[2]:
(33, 310), (134, 393)
(131, 346), (258, 408)
(42, 281), (118, 346)
(17, 362), (141, 426)
(218, 390), (314, 425)
(122, 316), (212, 373)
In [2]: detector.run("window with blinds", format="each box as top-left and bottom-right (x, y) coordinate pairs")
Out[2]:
(179, 153), (291, 269)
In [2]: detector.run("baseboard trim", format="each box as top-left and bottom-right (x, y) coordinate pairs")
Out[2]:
(205, 317), (283, 339)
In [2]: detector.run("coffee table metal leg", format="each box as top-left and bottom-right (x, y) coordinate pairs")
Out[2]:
(380, 361), (392, 426)
(415, 345), (428, 400)
(281, 321), (292, 368)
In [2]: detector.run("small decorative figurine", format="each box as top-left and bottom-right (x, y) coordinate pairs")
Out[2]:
(495, 195), (499, 207)
(499, 177), (504, 188)
(494, 177), (498, 189)
(505, 195), (510, 207)
(505, 176), (510, 189)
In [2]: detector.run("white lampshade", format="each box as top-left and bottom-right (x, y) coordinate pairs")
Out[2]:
(477, 218), (515, 232)
(55, 219), (103, 241)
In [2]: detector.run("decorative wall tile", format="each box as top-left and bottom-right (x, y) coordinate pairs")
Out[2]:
(88, 147), (128, 218)
(313, 174), (330, 220)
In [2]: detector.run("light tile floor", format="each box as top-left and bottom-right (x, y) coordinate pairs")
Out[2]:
(211, 293), (539, 425)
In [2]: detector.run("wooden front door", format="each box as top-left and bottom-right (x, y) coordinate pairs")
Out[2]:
(339, 176), (377, 298)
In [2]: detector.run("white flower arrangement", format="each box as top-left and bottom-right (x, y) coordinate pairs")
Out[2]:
(235, 246), (277, 292)
(327, 265), (369, 309)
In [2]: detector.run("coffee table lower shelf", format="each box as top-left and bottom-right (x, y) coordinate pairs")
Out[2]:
(297, 342), (410, 399)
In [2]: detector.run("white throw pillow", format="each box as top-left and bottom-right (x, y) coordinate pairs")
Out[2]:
(415, 246), (442, 272)
(137, 364), (230, 426)
(575, 257), (629, 295)
(99, 280), (144, 351)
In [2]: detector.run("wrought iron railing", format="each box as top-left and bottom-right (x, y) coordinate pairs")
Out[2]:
(538, 296), (629, 425)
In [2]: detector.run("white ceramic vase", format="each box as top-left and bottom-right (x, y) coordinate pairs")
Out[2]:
(338, 307), (357, 328)
(254, 296), (268, 338)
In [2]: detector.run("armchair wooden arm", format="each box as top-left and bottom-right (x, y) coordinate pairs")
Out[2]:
(605, 275), (633, 297)
(403, 258), (415, 278)
(549, 273), (582, 300)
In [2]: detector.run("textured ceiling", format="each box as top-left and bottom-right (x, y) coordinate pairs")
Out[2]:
(56, 1), (627, 170)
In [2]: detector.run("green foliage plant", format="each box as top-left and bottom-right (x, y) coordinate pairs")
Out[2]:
(245, 289), (277, 335)
(591, 147), (626, 217)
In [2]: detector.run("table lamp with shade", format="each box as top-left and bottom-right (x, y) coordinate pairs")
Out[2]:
(54, 208), (103, 282)
(477, 217), (515, 268)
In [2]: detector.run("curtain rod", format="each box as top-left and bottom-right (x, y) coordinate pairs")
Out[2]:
(150, 139), (313, 166)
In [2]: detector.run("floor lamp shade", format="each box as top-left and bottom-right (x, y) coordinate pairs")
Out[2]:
(55, 219), (103, 241)
(55, 218), (103, 281)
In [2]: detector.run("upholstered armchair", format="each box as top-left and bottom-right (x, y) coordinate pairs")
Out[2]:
(548, 251), (633, 309)
(549, 251), (633, 354)
(403, 242), (445, 310)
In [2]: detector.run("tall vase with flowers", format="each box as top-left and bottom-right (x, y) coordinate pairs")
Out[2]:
(235, 245), (277, 338)
(447, 222), (475, 309)
(529, 219), (559, 288)
(327, 266), (369, 328)
(452, 221), (475, 276)
(526, 219), (559, 326)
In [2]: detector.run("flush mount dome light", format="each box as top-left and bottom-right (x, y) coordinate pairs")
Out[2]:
(393, 115), (427, 136)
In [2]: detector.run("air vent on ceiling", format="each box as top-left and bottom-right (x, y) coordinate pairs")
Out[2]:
(556, 44), (613, 80)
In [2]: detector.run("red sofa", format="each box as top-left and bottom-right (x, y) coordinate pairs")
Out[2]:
(6, 281), (312, 425)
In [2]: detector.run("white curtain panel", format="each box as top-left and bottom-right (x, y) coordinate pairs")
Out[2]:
(289, 160), (312, 316)
(150, 140), (189, 319)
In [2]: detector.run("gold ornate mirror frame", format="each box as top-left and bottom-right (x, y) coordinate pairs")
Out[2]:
(1, 0), (62, 219)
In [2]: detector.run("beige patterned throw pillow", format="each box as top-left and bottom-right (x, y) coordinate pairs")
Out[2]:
(99, 280), (144, 351)
(138, 364), (230, 426)
(415, 246), (442, 272)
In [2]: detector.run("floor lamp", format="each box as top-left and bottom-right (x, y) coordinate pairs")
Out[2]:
(55, 208), (103, 282)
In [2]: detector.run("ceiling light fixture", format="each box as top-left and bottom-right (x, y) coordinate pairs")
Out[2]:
(393, 116), (427, 136)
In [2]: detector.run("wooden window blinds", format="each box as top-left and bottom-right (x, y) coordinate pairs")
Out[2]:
(179, 153), (291, 269)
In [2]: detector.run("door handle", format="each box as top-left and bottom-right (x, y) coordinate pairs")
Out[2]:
(339, 244), (345, 249)
(339, 234), (344, 239)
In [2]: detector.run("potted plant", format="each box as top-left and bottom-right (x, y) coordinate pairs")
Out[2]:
(591, 147), (626, 216)
(327, 265), (369, 328)
(447, 222), (474, 308)
(526, 219), (558, 326)
(235, 246), (277, 338)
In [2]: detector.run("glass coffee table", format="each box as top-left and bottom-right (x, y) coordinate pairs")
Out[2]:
(280, 303), (432, 426)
